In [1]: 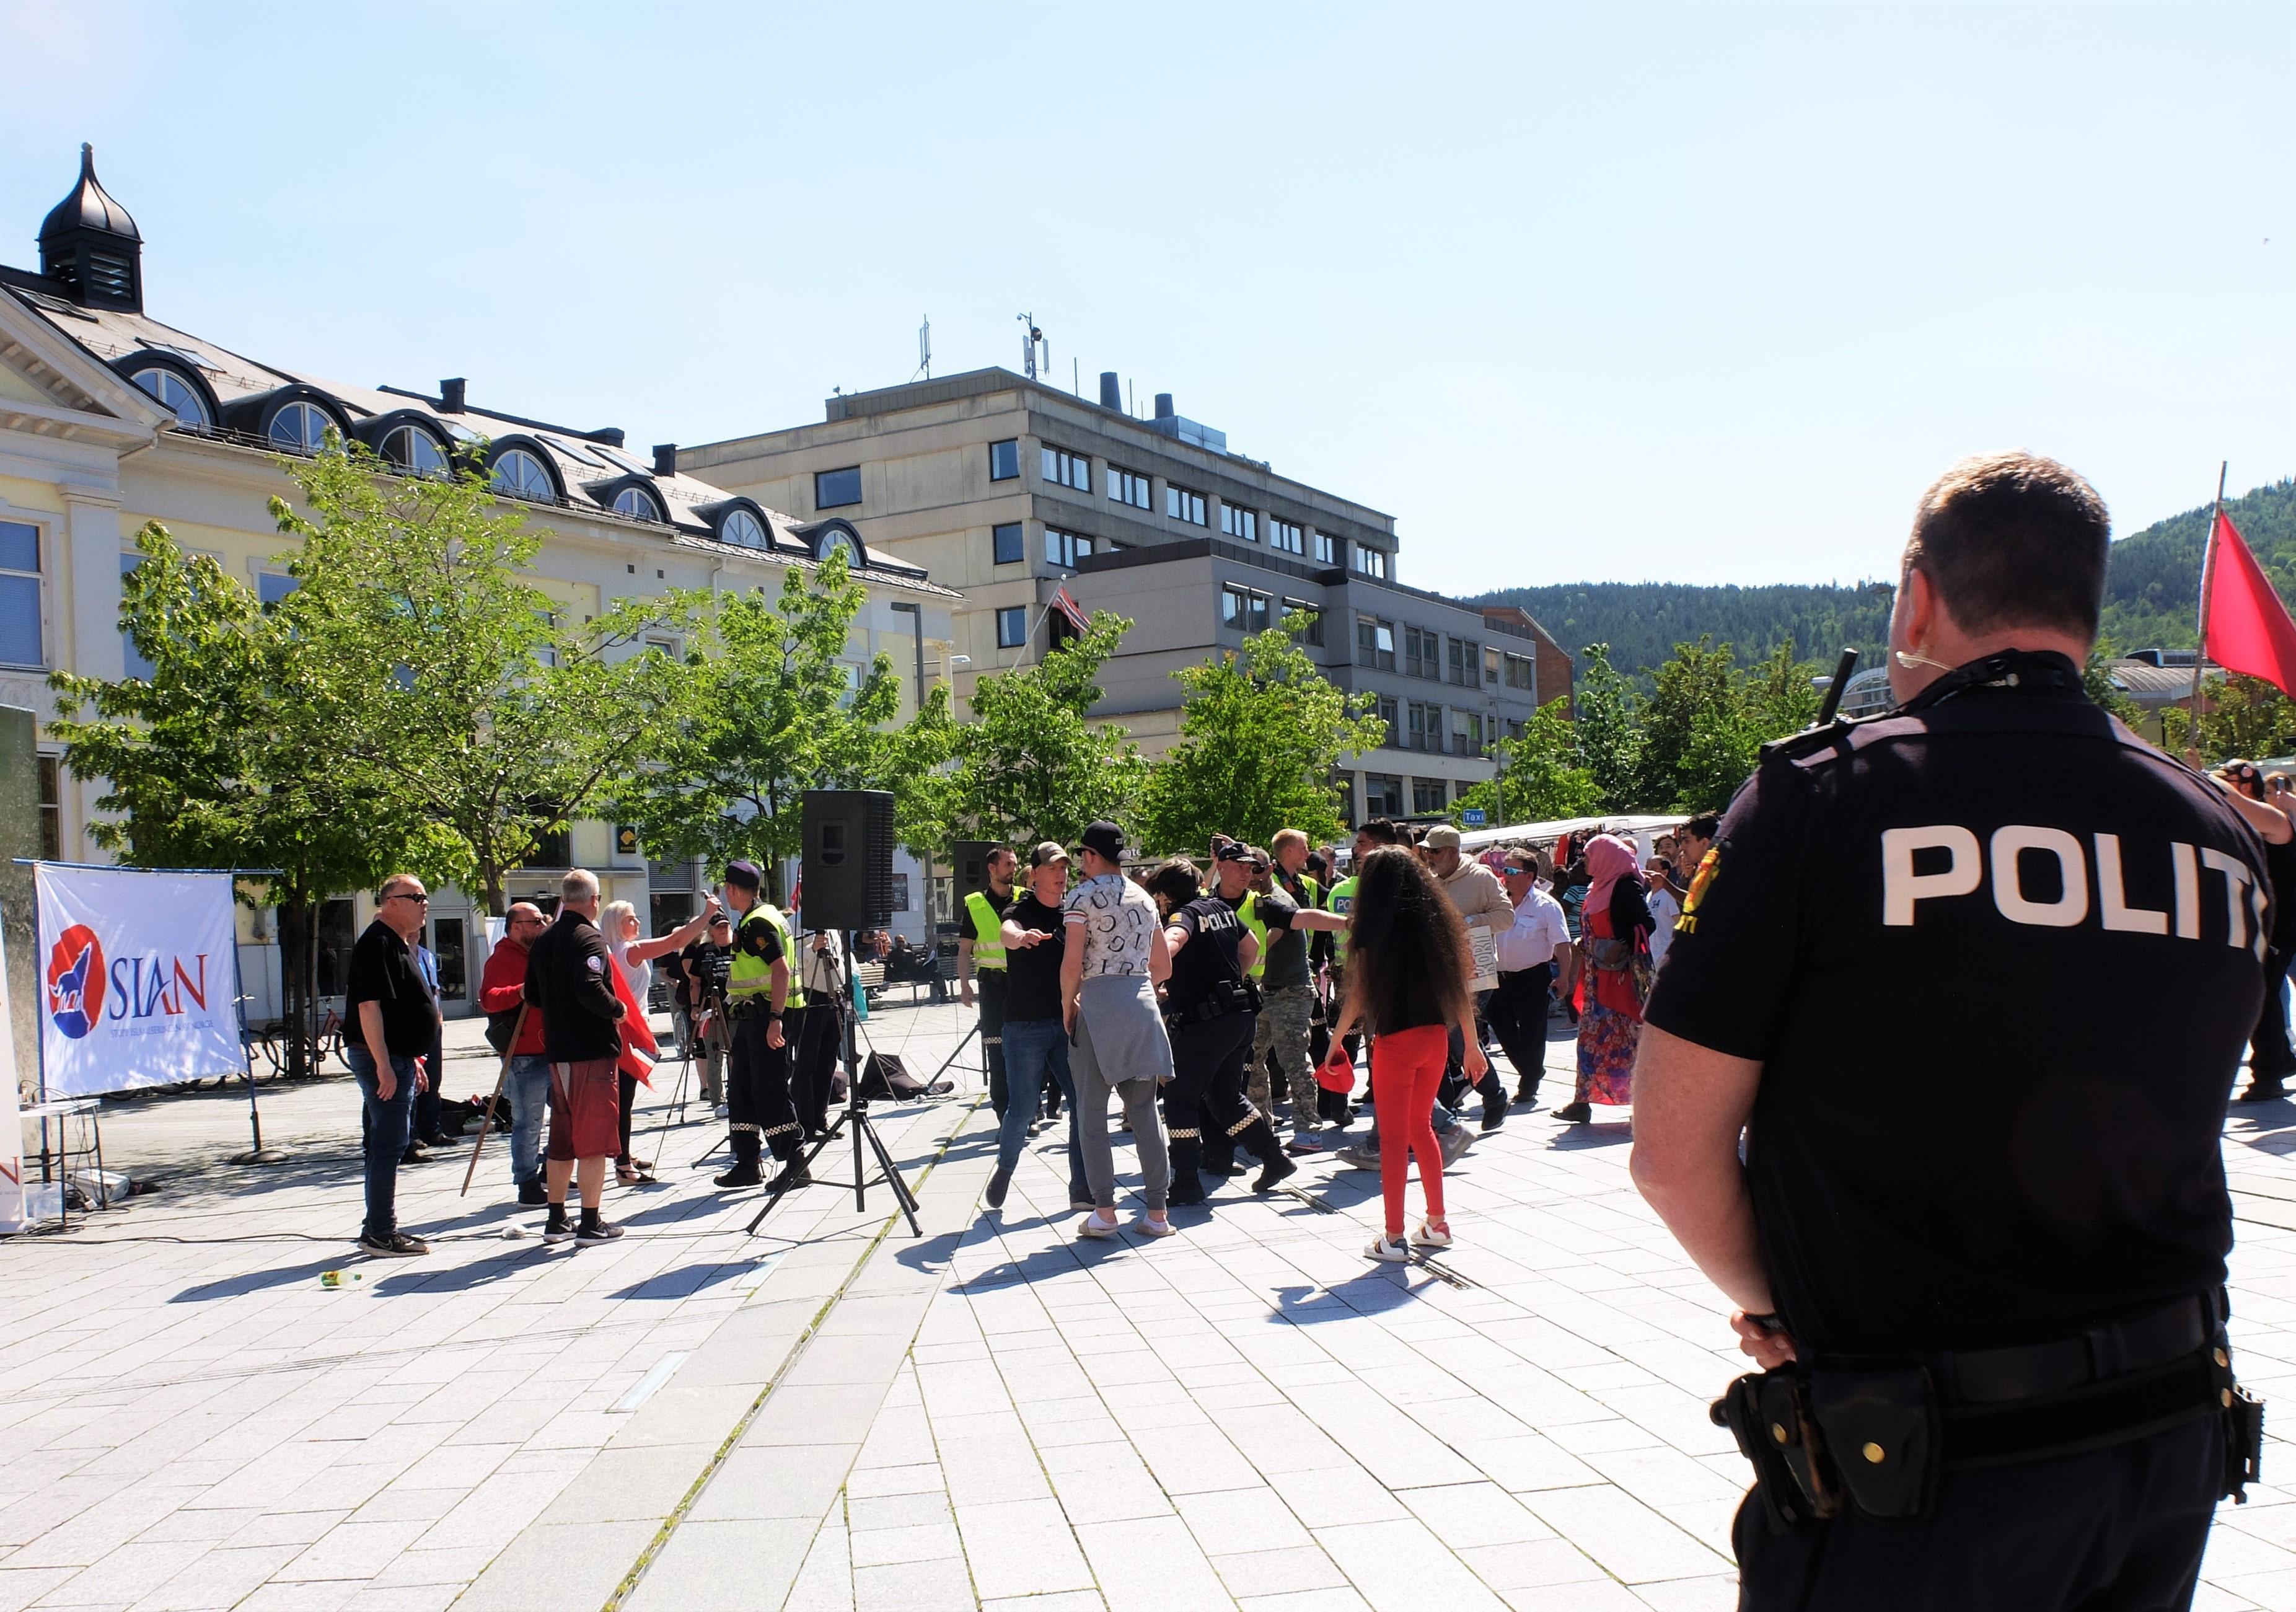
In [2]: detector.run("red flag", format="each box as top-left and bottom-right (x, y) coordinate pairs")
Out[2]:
(2204, 511), (2296, 697)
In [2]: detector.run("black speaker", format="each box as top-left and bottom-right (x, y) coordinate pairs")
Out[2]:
(802, 790), (896, 932)
(951, 840), (995, 907)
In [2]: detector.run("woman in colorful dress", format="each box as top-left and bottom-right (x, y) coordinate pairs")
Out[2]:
(1553, 832), (1653, 1124)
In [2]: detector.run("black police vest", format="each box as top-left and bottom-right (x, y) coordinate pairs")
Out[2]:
(1650, 650), (2271, 1356)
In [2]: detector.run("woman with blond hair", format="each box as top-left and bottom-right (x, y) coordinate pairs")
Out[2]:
(602, 897), (718, 1183)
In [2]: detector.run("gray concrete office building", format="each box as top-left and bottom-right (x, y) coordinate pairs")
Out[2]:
(682, 368), (1567, 820)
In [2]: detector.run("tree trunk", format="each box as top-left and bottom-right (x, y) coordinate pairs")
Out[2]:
(276, 893), (312, 1081)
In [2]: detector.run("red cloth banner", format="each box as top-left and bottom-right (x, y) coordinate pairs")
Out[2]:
(2205, 511), (2296, 698)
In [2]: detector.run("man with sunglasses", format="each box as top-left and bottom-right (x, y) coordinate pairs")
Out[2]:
(344, 874), (439, 1257)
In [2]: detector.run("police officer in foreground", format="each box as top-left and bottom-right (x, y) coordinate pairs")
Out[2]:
(711, 860), (806, 1192)
(1632, 451), (2267, 1610)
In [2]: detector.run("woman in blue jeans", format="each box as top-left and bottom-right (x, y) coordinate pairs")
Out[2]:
(984, 843), (1088, 1212)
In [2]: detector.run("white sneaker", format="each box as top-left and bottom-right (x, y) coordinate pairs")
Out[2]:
(1365, 1233), (1410, 1262)
(1414, 1220), (1454, 1250)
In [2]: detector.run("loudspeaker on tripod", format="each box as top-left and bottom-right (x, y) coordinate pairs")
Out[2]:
(951, 840), (995, 905)
(801, 790), (896, 932)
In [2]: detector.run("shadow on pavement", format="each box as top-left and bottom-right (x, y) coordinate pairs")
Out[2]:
(172, 1256), (341, 1303)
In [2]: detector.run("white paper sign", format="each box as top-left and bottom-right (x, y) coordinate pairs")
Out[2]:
(34, 865), (245, 1097)
(1465, 915), (1498, 995)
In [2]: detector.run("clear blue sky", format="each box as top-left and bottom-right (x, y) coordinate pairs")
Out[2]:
(3, 2), (2287, 589)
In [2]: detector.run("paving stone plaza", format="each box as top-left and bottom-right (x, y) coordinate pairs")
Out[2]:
(4, 1001), (2295, 1612)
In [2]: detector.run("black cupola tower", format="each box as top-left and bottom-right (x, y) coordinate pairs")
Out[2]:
(39, 145), (143, 312)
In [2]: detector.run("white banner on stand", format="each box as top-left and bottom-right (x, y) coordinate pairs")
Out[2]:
(34, 865), (243, 1097)
(0, 917), (22, 1235)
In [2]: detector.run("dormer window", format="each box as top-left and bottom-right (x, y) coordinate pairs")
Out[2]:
(380, 425), (449, 478)
(268, 401), (333, 453)
(719, 508), (767, 549)
(490, 449), (554, 501)
(130, 367), (209, 429)
(613, 485), (662, 522)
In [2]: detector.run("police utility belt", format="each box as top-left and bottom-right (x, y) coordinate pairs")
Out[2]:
(723, 996), (781, 1021)
(1713, 1290), (2263, 1530)
(1165, 976), (1261, 1029)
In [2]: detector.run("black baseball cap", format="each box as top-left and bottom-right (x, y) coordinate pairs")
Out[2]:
(1214, 842), (1252, 863)
(1080, 820), (1125, 862)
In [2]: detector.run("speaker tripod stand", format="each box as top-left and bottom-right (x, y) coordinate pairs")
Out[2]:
(748, 930), (921, 1238)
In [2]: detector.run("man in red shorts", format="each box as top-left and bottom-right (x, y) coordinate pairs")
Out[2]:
(524, 868), (628, 1245)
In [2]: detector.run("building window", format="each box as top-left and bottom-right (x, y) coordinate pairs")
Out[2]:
(1485, 646), (1503, 686)
(1220, 504), (1258, 543)
(1404, 701), (1441, 752)
(1364, 773), (1406, 818)
(815, 465), (862, 509)
(720, 508), (767, 549)
(37, 755), (59, 861)
(1281, 597), (1322, 646)
(119, 553), (152, 680)
(992, 522), (1024, 565)
(1355, 614), (1395, 672)
(258, 571), (298, 608)
(1166, 485), (1207, 525)
(0, 521), (40, 667)
(1222, 585), (1272, 634)
(1042, 446), (1091, 490)
(1268, 519), (1304, 556)
(268, 400), (333, 453)
(131, 367), (210, 429)
(491, 449), (554, 500)
(1046, 528), (1093, 568)
(1505, 651), (1534, 691)
(613, 485), (662, 521)
(988, 439), (1020, 481)
(1107, 466), (1150, 509)
(1451, 709), (1485, 755)
(1376, 695), (1397, 744)
(380, 424), (450, 478)
(1413, 777), (1448, 816)
(996, 606), (1028, 648)
(1313, 531), (1337, 566)
(1403, 625), (1440, 680)
(1448, 637), (1480, 687)
(1354, 545), (1389, 580)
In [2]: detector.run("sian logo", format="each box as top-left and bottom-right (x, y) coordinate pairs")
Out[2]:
(45, 924), (105, 1039)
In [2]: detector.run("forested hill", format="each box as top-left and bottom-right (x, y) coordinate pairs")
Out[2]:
(1472, 477), (2296, 677)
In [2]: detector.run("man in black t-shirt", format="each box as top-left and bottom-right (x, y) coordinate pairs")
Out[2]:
(983, 842), (1091, 1212)
(344, 874), (439, 1257)
(1150, 857), (1296, 1201)
(1634, 452), (2267, 1608)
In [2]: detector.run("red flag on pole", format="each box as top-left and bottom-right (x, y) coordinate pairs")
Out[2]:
(1051, 585), (1090, 635)
(2203, 511), (2296, 697)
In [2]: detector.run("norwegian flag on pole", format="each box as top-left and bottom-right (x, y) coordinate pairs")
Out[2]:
(2204, 510), (2296, 697)
(1051, 585), (1091, 635)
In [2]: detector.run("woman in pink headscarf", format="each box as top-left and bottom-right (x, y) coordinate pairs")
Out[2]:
(1554, 833), (1655, 1124)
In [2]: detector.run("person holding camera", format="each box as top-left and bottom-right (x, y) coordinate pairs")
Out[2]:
(667, 910), (734, 1116)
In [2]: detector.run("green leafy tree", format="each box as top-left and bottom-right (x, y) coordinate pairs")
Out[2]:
(270, 443), (695, 914)
(1136, 618), (1386, 853)
(1453, 698), (1603, 826)
(951, 612), (1147, 848)
(1573, 643), (1645, 811)
(1637, 637), (1746, 811)
(615, 552), (929, 900)
(48, 522), (441, 1075)
(2162, 674), (2296, 765)
(1746, 640), (1823, 736)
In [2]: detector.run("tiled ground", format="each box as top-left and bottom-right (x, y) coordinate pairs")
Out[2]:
(4, 1001), (2295, 1610)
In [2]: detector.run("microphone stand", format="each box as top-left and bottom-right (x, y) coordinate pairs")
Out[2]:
(748, 928), (921, 1237)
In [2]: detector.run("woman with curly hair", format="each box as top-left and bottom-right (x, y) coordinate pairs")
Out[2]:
(1322, 846), (1486, 1261)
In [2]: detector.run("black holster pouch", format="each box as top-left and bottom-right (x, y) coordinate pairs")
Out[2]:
(1808, 1366), (1941, 1521)
(2216, 1341), (2266, 1504)
(1710, 1370), (1841, 1530)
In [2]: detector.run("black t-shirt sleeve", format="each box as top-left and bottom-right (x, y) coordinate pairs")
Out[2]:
(1170, 905), (1199, 940)
(1258, 892), (1299, 931)
(739, 918), (784, 966)
(1642, 762), (1813, 1062)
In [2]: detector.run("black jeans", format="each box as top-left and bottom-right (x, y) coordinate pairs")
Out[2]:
(793, 1003), (838, 1132)
(1735, 1417), (2220, 1611)
(976, 969), (1009, 1116)
(1165, 1010), (1262, 1147)
(726, 1014), (800, 1165)
(1487, 964), (1554, 1094)
(2248, 945), (2294, 1083)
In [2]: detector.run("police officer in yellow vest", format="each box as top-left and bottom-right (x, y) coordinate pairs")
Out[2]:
(959, 846), (1018, 1118)
(713, 859), (806, 1192)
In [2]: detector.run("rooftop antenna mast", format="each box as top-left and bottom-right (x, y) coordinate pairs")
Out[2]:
(1016, 312), (1045, 380)
(915, 315), (931, 381)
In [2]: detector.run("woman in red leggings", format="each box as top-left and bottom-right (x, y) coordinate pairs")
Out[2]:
(1322, 847), (1486, 1261)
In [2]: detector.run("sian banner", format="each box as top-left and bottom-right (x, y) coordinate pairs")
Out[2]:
(33, 865), (243, 1097)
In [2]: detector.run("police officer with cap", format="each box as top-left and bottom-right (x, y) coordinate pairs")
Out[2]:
(713, 859), (806, 1192)
(1632, 451), (2267, 1608)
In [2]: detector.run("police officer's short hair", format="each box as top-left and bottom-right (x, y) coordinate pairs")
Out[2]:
(561, 868), (599, 905)
(1355, 817), (1402, 846)
(1144, 858), (1202, 907)
(1907, 451), (2109, 640)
